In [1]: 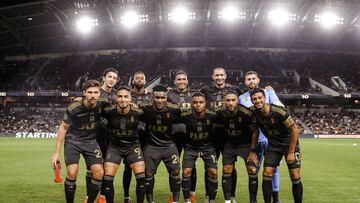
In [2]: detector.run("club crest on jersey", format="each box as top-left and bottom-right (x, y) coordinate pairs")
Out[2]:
(271, 118), (275, 124)
(206, 119), (210, 125)
(156, 119), (162, 125)
(230, 123), (235, 129)
(89, 116), (95, 122)
(120, 118), (126, 129)
(166, 113), (170, 118)
(130, 116), (134, 122)
(238, 117), (242, 123)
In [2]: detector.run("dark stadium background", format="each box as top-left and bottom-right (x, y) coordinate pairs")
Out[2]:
(0, 0), (359, 202)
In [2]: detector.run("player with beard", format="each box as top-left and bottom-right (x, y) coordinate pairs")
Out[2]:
(167, 71), (197, 203)
(215, 90), (258, 203)
(239, 71), (283, 203)
(101, 87), (146, 203)
(51, 80), (108, 203)
(140, 85), (182, 203)
(131, 71), (152, 106)
(249, 88), (302, 203)
(82, 68), (118, 203)
(179, 92), (218, 203)
(200, 67), (239, 202)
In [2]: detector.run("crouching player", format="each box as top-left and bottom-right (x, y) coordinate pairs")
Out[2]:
(249, 88), (303, 203)
(51, 80), (108, 203)
(101, 86), (146, 203)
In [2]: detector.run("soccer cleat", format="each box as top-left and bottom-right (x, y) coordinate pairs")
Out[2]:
(97, 195), (106, 203)
(84, 196), (88, 203)
(190, 192), (196, 203)
(231, 197), (238, 203)
(124, 197), (132, 203)
(169, 192), (173, 203)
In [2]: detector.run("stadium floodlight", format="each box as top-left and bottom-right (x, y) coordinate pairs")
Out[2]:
(168, 7), (190, 24)
(76, 16), (94, 34)
(121, 11), (139, 28)
(219, 6), (240, 22)
(315, 12), (343, 28)
(268, 8), (290, 26)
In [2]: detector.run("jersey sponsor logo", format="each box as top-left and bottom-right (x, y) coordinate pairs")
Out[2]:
(111, 129), (134, 137)
(149, 124), (168, 133)
(190, 132), (209, 140)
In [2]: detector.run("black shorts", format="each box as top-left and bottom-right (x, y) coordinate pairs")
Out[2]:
(264, 144), (301, 169)
(172, 124), (187, 155)
(96, 130), (109, 156)
(64, 141), (103, 168)
(182, 145), (218, 169)
(222, 142), (255, 167)
(212, 124), (225, 157)
(105, 144), (144, 165)
(143, 143), (180, 174)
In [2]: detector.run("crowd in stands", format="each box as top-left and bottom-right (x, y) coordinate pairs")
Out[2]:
(1, 107), (359, 135)
(1, 50), (360, 93)
(0, 109), (62, 134)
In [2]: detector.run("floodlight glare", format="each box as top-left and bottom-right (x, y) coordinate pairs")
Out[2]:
(76, 16), (94, 34)
(320, 12), (338, 28)
(169, 7), (189, 23)
(121, 11), (139, 28)
(220, 6), (240, 22)
(268, 8), (290, 26)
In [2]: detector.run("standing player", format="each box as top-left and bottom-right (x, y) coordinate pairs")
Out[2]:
(167, 71), (197, 203)
(101, 87), (146, 203)
(131, 71), (152, 106)
(179, 92), (218, 203)
(238, 71), (282, 203)
(51, 80), (108, 203)
(249, 88), (302, 203)
(140, 85), (182, 203)
(215, 90), (258, 203)
(92, 68), (118, 203)
(200, 67), (239, 202)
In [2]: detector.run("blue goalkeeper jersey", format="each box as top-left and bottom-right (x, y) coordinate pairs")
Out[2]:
(238, 89), (284, 142)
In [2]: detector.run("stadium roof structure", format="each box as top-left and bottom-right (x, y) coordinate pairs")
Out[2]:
(1, 0), (360, 56)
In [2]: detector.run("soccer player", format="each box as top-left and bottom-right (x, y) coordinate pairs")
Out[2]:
(201, 67), (239, 202)
(129, 71), (151, 202)
(179, 92), (218, 203)
(140, 85), (182, 203)
(94, 68), (118, 203)
(238, 71), (282, 203)
(131, 71), (152, 106)
(51, 80), (108, 203)
(101, 87), (146, 203)
(167, 71), (197, 203)
(215, 90), (258, 203)
(249, 88), (302, 203)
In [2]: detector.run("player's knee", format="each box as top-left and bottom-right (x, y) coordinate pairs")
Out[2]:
(91, 165), (104, 179)
(207, 168), (217, 179)
(66, 168), (78, 179)
(183, 168), (192, 177)
(290, 169), (301, 180)
(223, 165), (233, 174)
(170, 169), (180, 176)
(247, 166), (257, 175)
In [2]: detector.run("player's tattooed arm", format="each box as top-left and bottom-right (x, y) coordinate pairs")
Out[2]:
(51, 121), (70, 167)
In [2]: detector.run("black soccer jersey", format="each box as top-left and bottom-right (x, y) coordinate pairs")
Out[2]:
(179, 110), (217, 148)
(63, 99), (109, 143)
(100, 88), (116, 104)
(251, 104), (296, 148)
(140, 102), (181, 147)
(167, 88), (194, 112)
(131, 90), (152, 106)
(215, 104), (255, 145)
(200, 83), (240, 110)
(102, 105), (143, 147)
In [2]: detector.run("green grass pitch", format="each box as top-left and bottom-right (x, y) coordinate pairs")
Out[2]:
(0, 138), (359, 203)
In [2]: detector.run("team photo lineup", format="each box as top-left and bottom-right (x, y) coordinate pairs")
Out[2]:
(2, 0), (360, 203)
(51, 67), (302, 203)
